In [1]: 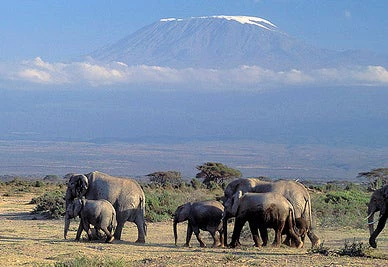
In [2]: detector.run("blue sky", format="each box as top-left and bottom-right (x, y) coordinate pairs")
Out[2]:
(1, 0), (387, 61)
(0, 0), (387, 89)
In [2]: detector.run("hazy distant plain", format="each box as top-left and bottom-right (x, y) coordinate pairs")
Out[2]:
(0, 139), (387, 181)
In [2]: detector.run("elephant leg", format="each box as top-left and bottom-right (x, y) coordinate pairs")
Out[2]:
(230, 218), (245, 248)
(134, 216), (146, 243)
(82, 221), (92, 241)
(283, 235), (291, 246)
(185, 223), (193, 247)
(75, 221), (83, 241)
(100, 226), (114, 243)
(218, 229), (224, 248)
(259, 227), (268, 247)
(193, 227), (206, 247)
(114, 220), (125, 240)
(248, 220), (260, 247)
(307, 229), (321, 248)
(209, 228), (221, 247)
(369, 213), (387, 248)
(273, 221), (285, 247)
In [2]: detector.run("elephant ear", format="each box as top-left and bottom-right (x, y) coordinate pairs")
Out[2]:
(231, 190), (243, 216)
(383, 185), (388, 199)
(75, 174), (89, 197)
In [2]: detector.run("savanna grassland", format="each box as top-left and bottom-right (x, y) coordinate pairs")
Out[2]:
(0, 180), (387, 267)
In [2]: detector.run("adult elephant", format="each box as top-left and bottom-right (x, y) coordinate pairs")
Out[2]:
(64, 171), (146, 243)
(223, 178), (320, 248)
(229, 192), (303, 248)
(368, 184), (388, 248)
(173, 200), (224, 248)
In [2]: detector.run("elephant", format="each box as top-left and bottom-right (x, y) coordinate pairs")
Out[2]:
(173, 200), (224, 248)
(64, 171), (146, 242)
(65, 198), (116, 243)
(222, 178), (320, 248)
(229, 192), (303, 248)
(368, 184), (388, 248)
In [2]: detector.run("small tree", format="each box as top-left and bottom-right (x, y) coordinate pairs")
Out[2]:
(146, 171), (182, 187)
(196, 162), (242, 188)
(357, 168), (388, 191)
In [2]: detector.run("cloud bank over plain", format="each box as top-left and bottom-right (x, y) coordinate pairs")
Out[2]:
(1, 57), (388, 91)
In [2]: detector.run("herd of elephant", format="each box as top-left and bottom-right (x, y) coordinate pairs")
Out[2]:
(64, 171), (388, 249)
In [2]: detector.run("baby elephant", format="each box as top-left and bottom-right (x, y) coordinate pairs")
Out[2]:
(65, 198), (116, 243)
(173, 200), (224, 247)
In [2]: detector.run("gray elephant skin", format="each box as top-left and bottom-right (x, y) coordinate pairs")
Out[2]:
(223, 178), (320, 248)
(368, 184), (388, 248)
(229, 192), (303, 248)
(65, 171), (146, 242)
(173, 200), (224, 248)
(65, 198), (116, 243)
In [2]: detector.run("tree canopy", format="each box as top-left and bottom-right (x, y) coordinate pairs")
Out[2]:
(357, 168), (388, 191)
(196, 162), (242, 187)
(146, 171), (182, 187)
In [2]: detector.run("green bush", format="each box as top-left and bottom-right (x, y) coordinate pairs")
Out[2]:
(311, 185), (370, 228)
(31, 190), (66, 219)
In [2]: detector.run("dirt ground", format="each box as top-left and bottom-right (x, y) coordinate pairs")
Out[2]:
(0, 193), (387, 267)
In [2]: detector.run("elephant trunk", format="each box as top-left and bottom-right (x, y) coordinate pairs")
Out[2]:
(173, 220), (178, 246)
(64, 212), (70, 239)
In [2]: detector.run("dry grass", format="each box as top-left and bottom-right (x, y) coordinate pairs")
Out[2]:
(0, 191), (387, 266)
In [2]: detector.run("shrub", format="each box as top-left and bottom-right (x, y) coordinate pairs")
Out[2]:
(31, 190), (66, 219)
(337, 239), (368, 257)
(311, 185), (370, 228)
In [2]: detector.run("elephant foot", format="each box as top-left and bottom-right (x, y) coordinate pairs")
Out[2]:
(369, 237), (377, 248)
(199, 243), (206, 248)
(105, 235), (114, 243)
(229, 242), (240, 248)
(135, 238), (146, 243)
(212, 242), (221, 248)
(183, 243), (191, 248)
(296, 241), (304, 249)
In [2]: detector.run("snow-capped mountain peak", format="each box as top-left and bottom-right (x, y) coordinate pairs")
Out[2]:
(160, 15), (277, 31)
(92, 15), (386, 70)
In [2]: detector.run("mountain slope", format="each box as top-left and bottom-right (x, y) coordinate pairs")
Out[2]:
(90, 16), (387, 70)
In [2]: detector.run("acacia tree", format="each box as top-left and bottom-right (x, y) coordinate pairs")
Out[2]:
(357, 168), (388, 191)
(146, 171), (182, 187)
(195, 162), (242, 187)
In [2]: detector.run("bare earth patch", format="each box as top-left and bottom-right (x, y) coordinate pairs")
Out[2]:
(0, 193), (387, 266)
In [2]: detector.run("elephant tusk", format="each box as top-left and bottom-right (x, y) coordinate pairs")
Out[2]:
(367, 215), (382, 225)
(365, 212), (373, 220)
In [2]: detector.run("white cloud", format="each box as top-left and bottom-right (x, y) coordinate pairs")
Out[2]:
(0, 57), (387, 91)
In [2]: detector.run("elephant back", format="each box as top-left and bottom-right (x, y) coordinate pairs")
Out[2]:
(85, 171), (145, 213)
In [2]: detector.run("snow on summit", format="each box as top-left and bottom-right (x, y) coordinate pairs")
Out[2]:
(160, 15), (278, 31)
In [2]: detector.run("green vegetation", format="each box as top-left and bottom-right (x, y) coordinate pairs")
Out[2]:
(30, 190), (66, 219)
(357, 168), (388, 191)
(309, 182), (370, 229)
(196, 162), (242, 188)
(146, 171), (182, 187)
(54, 255), (126, 267)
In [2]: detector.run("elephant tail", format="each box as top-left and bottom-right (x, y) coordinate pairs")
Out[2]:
(304, 196), (313, 230)
(289, 207), (299, 236)
(140, 195), (147, 236)
(111, 210), (117, 233)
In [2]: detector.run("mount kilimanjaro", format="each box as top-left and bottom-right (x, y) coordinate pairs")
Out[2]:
(90, 15), (386, 70)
